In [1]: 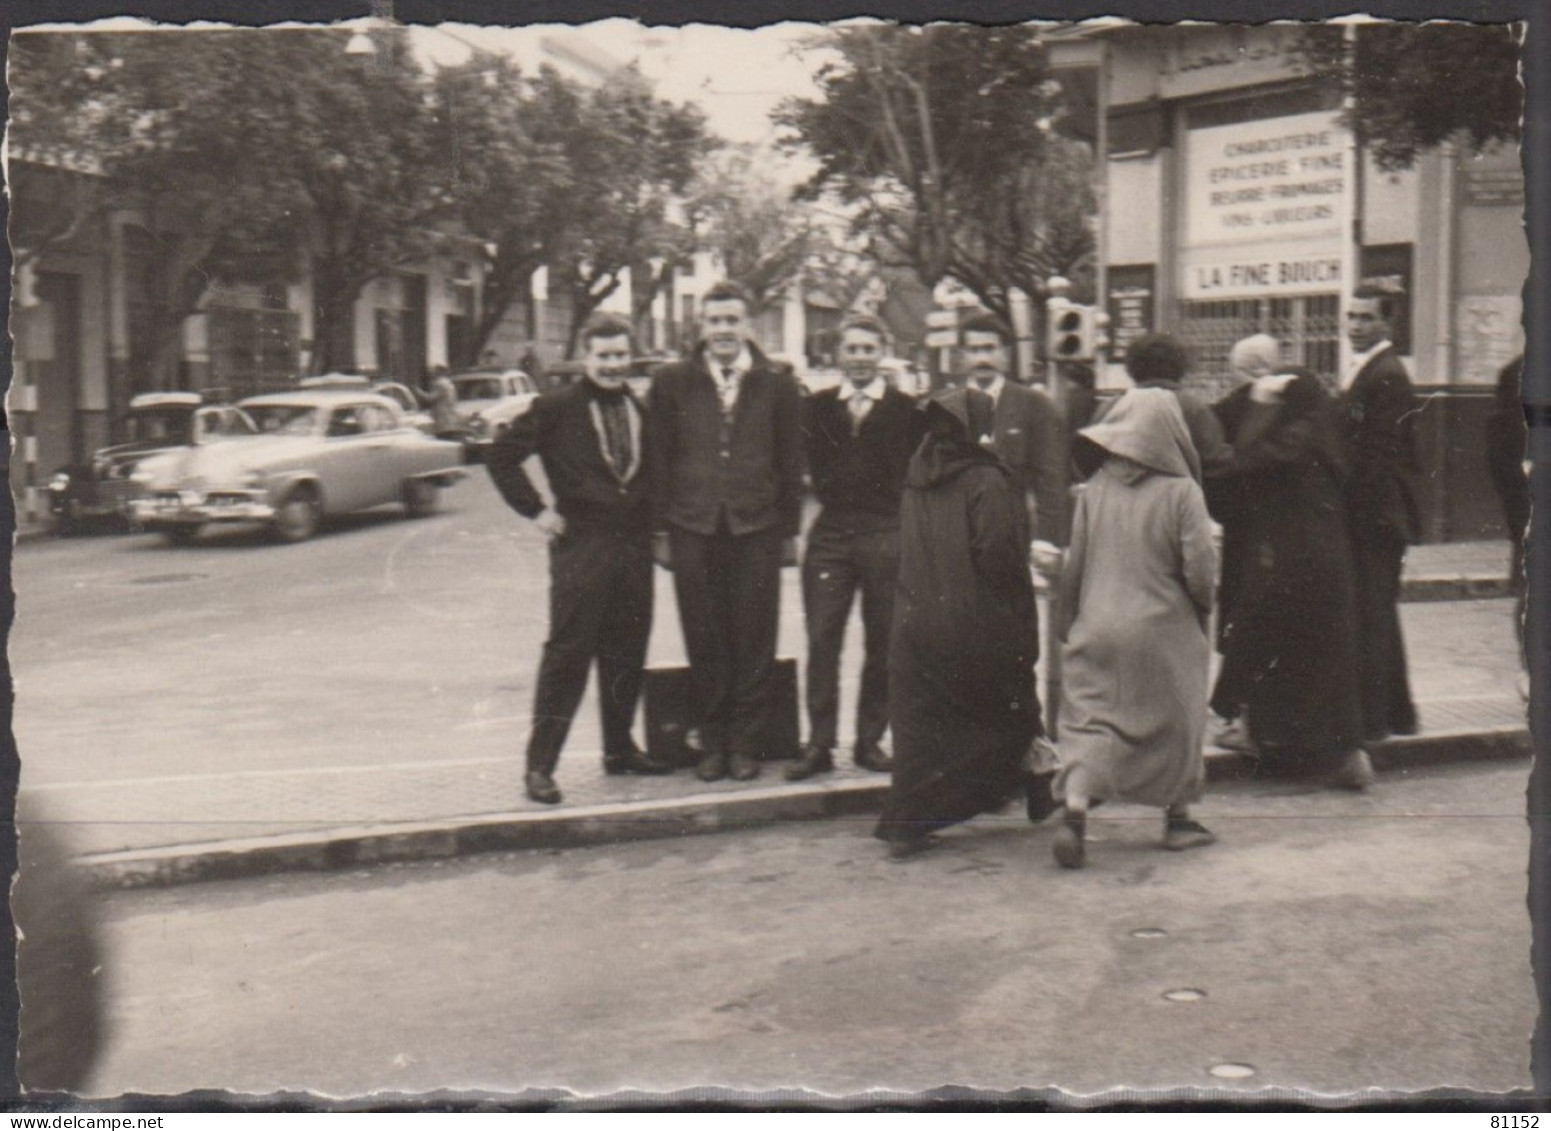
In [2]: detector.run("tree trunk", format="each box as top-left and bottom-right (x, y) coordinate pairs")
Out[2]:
(470, 257), (540, 368)
(311, 272), (360, 375)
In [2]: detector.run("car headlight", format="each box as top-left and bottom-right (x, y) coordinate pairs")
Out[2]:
(47, 471), (70, 491)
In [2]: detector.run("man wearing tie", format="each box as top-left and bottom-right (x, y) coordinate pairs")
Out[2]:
(648, 281), (805, 783)
(787, 315), (926, 781)
(957, 311), (1068, 565)
(1341, 286), (1421, 742)
(487, 313), (670, 806)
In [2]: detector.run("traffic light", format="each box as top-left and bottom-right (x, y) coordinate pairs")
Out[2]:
(1045, 303), (1108, 362)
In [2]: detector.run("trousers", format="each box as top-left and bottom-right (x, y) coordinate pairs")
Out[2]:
(1349, 526), (1417, 739)
(526, 523), (653, 775)
(801, 518), (899, 750)
(669, 522), (784, 759)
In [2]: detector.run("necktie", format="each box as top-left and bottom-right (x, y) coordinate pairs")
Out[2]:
(848, 391), (871, 434)
(598, 394), (632, 477)
(719, 366), (739, 416)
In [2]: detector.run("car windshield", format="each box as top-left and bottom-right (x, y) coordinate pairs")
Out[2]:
(125, 408), (196, 444)
(246, 404), (320, 436)
(453, 377), (504, 401)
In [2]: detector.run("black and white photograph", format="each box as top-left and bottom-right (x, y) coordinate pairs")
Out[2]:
(3, 1), (1541, 1108)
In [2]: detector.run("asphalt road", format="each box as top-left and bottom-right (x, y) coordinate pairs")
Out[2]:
(80, 759), (1533, 1101)
(9, 474), (1522, 793)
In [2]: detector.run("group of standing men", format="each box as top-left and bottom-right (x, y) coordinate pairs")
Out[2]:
(487, 282), (1068, 806)
(488, 276), (1423, 826)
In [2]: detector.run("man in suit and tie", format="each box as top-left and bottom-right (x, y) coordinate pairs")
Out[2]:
(956, 312), (1065, 799)
(1341, 285), (1421, 743)
(648, 281), (805, 783)
(487, 313), (671, 806)
(787, 315), (927, 781)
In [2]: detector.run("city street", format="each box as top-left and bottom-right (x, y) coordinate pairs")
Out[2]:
(84, 759), (1533, 1099)
(11, 474), (1526, 858)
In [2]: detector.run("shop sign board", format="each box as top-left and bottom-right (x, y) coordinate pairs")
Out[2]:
(1105, 264), (1155, 361)
(1180, 244), (1344, 299)
(1184, 110), (1347, 247)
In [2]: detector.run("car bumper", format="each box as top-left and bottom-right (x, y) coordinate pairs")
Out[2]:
(129, 491), (277, 525)
(47, 480), (138, 518)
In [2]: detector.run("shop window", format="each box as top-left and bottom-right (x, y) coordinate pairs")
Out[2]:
(208, 305), (300, 396)
(1177, 292), (1341, 397)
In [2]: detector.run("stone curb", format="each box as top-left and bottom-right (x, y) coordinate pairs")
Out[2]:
(77, 723), (1530, 890)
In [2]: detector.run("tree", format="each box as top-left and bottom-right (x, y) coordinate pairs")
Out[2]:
(1292, 22), (1522, 170)
(6, 28), (447, 391)
(431, 55), (574, 367)
(687, 145), (815, 317)
(777, 24), (1095, 342)
(548, 66), (714, 358)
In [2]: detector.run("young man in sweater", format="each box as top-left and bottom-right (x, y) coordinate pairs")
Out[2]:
(487, 313), (670, 806)
(788, 315), (927, 780)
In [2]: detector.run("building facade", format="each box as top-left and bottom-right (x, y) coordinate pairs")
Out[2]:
(1050, 22), (1528, 541)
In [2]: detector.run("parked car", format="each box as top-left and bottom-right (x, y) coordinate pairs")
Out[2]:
(46, 392), (257, 535)
(127, 390), (465, 545)
(446, 370), (537, 428)
(297, 374), (434, 433)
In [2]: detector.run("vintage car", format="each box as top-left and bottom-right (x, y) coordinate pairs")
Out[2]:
(297, 374), (434, 432)
(446, 369), (538, 428)
(127, 390), (466, 545)
(458, 369), (541, 453)
(46, 392), (258, 535)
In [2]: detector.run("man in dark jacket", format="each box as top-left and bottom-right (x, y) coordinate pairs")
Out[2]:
(487, 313), (670, 805)
(648, 281), (805, 783)
(958, 312), (1070, 550)
(788, 315), (926, 781)
(1340, 286), (1421, 741)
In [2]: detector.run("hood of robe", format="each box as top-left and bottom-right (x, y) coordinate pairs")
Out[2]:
(906, 386), (1006, 488)
(1077, 386), (1201, 483)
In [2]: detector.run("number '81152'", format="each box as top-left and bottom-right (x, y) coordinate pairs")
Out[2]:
(1492, 1118), (1539, 1128)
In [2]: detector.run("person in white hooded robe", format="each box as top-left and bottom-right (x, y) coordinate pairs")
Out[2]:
(1051, 387), (1220, 869)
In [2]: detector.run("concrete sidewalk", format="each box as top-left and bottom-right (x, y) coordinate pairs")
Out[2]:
(25, 596), (1527, 890)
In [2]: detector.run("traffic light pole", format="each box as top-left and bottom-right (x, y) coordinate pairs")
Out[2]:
(1043, 280), (1071, 741)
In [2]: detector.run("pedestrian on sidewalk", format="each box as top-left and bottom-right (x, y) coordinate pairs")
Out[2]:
(647, 281), (805, 784)
(1340, 286), (1422, 742)
(1486, 354), (1529, 691)
(1052, 388), (1219, 870)
(788, 315), (926, 782)
(487, 313), (671, 806)
(1121, 332), (1235, 479)
(1207, 333), (1282, 753)
(1214, 363), (1373, 791)
(874, 387), (1041, 860)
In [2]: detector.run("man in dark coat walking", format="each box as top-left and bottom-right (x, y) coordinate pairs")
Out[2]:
(788, 314), (926, 781)
(487, 313), (670, 805)
(648, 281), (805, 783)
(1340, 286), (1421, 741)
(875, 387), (1041, 859)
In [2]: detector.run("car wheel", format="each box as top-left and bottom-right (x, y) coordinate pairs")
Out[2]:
(402, 478), (440, 518)
(162, 524), (201, 547)
(272, 486), (322, 543)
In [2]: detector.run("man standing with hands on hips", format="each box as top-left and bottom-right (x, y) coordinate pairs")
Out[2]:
(648, 281), (805, 783)
(487, 313), (670, 806)
(788, 314), (926, 781)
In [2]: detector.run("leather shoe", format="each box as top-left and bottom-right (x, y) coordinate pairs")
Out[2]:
(854, 742), (893, 773)
(603, 744), (674, 776)
(524, 771), (562, 805)
(729, 752), (760, 782)
(1024, 771), (1059, 823)
(696, 749), (728, 782)
(785, 745), (834, 781)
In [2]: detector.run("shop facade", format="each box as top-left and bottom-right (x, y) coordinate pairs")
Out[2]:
(1052, 23), (1528, 540)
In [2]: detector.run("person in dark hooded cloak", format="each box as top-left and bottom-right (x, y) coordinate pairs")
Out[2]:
(1052, 387), (1219, 869)
(874, 387), (1041, 860)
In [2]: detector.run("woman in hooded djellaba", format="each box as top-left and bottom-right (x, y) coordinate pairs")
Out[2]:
(1052, 387), (1219, 869)
(874, 387), (1042, 860)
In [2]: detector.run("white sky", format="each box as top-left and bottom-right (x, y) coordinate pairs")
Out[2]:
(409, 18), (838, 151)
